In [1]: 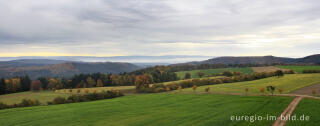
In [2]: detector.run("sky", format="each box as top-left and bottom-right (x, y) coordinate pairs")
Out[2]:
(0, 0), (319, 58)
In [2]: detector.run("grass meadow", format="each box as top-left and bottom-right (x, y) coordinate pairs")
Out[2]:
(176, 74), (320, 95)
(0, 94), (292, 126)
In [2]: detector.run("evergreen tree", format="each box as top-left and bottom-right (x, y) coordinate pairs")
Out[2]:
(0, 78), (6, 94)
(20, 76), (31, 91)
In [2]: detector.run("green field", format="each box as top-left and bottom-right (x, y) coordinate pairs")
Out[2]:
(176, 67), (254, 79)
(176, 74), (320, 95)
(287, 98), (320, 126)
(0, 91), (70, 105)
(277, 65), (320, 73)
(0, 94), (292, 126)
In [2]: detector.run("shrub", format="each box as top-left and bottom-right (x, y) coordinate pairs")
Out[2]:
(205, 87), (210, 92)
(185, 73), (191, 79)
(222, 71), (233, 77)
(312, 90), (317, 95)
(198, 72), (205, 78)
(245, 88), (249, 95)
(260, 87), (265, 94)
(165, 86), (171, 91)
(0, 102), (8, 109)
(267, 86), (276, 96)
(53, 97), (66, 104)
(192, 85), (197, 92)
(85, 88), (89, 93)
(178, 86), (182, 91)
(67, 95), (81, 102)
(77, 89), (81, 94)
(278, 89), (283, 94)
(303, 70), (320, 73)
(275, 70), (284, 77)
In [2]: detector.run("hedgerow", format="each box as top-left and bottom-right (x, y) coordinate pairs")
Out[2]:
(0, 90), (124, 110)
(138, 71), (294, 93)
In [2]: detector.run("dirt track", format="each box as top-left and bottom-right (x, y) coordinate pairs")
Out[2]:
(272, 96), (303, 126)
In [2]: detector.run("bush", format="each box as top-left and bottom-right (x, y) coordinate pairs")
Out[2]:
(278, 89), (283, 94)
(85, 88), (89, 93)
(178, 86), (182, 91)
(303, 70), (320, 73)
(192, 85), (197, 92)
(53, 97), (66, 104)
(0, 102), (8, 109)
(205, 87), (210, 92)
(260, 87), (265, 94)
(20, 99), (40, 107)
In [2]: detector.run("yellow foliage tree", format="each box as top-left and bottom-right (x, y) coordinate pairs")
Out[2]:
(96, 79), (103, 87)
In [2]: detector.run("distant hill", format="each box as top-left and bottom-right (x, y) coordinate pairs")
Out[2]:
(0, 59), (140, 79)
(179, 54), (320, 65)
(0, 55), (212, 63)
(296, 54), (320, 64)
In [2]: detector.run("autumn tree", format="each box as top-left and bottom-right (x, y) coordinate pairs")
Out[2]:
(37, 77), (49, 89)
(185, 73), (191, 79)
(0, 78), (6, 94)
(135, 75), (151, 90)
(275, 70), (284, 78)
(11, 78), (21, 92)
(86, 77), (96, 87)
(198, 72), (205, 78)
(47, 78), (58, 90)
(222, 71), (233, 77)
(96, 79), (103, 87)
(31, 80), (42, 91)
(267, 86), (276, 96)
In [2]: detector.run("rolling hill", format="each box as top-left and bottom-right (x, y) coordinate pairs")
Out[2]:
(180, 54), (320, 65)
(0, 59), (140, 79)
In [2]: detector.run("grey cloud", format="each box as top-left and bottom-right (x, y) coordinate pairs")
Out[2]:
(0, 0), (319, 56)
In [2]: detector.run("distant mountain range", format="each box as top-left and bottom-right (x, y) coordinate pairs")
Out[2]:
(0, 59), (139, 79)
(0, 54), (319, 79)
(181, 54), (320, 65)
(0, 55), (212, 64)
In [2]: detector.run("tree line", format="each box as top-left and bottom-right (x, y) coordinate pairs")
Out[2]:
(136, 70), (290, 93)
(0, 68), (178, 95)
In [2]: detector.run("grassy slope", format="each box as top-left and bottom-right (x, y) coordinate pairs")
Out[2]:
(287, 98), (320, 126)
(0, 86), (135, 105)
(277, 65), (320, 73)
(0, 91), (70, 105)
(176, 67), (254, 79)
(177, 74), (320, 94)
(0, 94), (292, 126)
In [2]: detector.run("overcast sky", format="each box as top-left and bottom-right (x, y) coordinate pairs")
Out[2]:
(0, 0), (319, 57)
